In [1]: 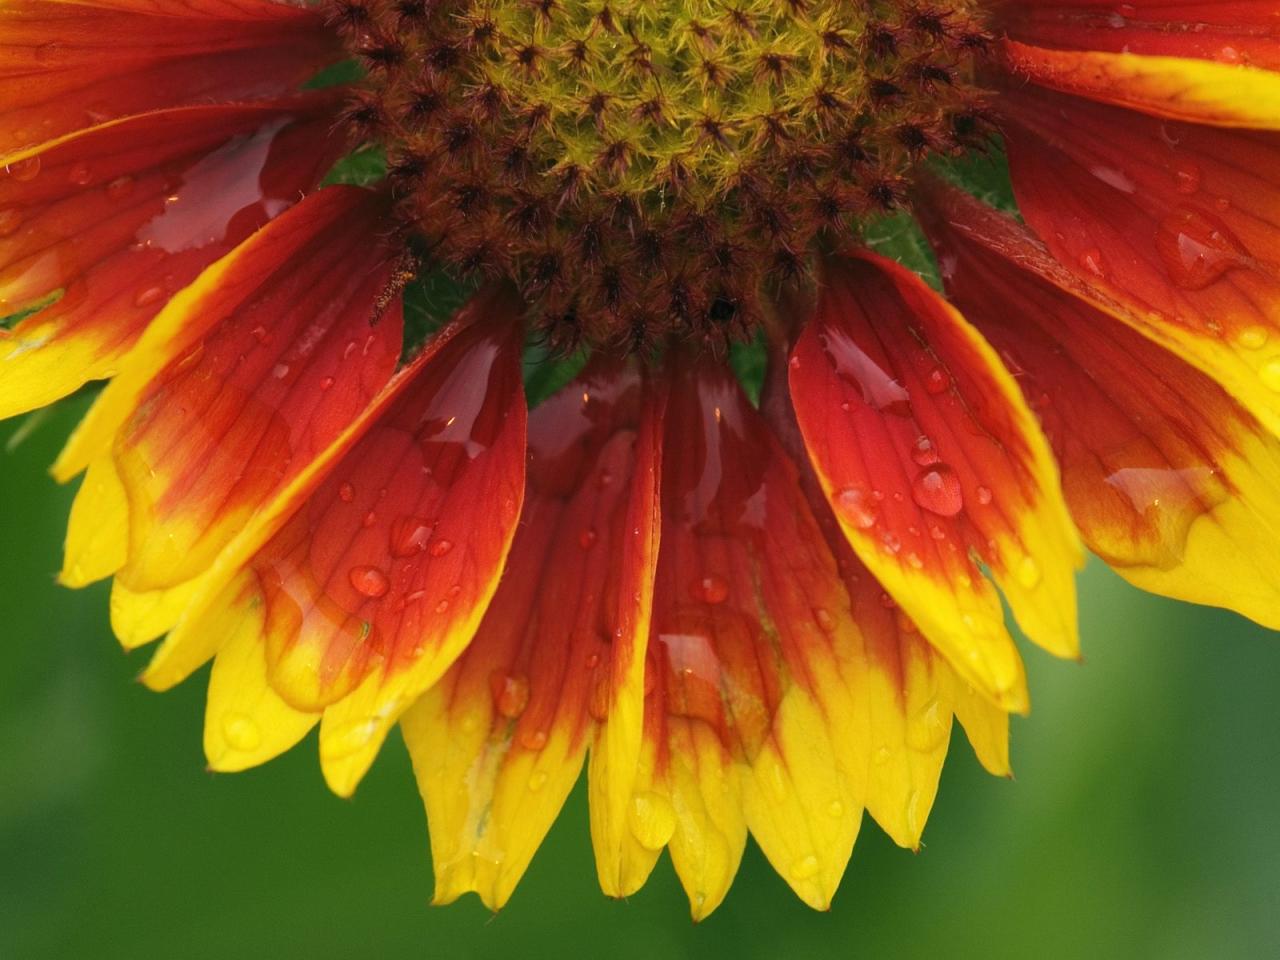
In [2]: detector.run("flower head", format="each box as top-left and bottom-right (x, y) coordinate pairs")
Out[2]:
(3, 0), (1280, 919)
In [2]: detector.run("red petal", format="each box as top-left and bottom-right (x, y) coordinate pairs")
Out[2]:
(1, 97), (347, 419)
(997, 79), (1280, 436)
(789, 251), (1082, 711)
(920, 180), (1280, 627)
(623, 354), (878, 917)
(1000, 1), (1280, 68)
(401, 359), (664, 910)
(60, 187), (403, 649)
(0, 0), (339, 153)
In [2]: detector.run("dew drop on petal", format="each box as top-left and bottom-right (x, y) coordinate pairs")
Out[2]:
(912, 464), (963, 517)
(1260, 358), (1280, 392)
(5, 156), (41, 182)
(491, 671), (530, 719)
(520, 728), (548, 750)
(133, 286), (164, 308)
(578, 526), (598, 549)
(222, 712), (261, 751)
(790, 854), (821, 881)
(528, 770), (548, 791)
(1077, 247), (1107, 279)
(924, 366), (950, 394)
(628, 791), (677, 851)
(835, 485), (879, 529)
(389, 515), (434, 558)
(1154, 207), (1251, 290)
(105, 175), (135, 200)
(348, 564), (390, 598)
(690, 573), (730, 604)
(1015, 555), (1042, 589)
(813, 607), (836, 633)
(361, 510), (378, 528)
(338, 481), (355, 503)
(1236, 326), (1268, 350)
(911, 434), (939, 466)
(1172, 160), (1201, 195)
(975, 485), (993, 506)
(68, 162), (92, 186)
(428, 538), (454, 557)
(320, 375), (336, 390)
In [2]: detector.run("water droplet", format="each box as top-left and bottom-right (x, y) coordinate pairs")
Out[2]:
(911, 434), (939, 466)
(578, 526), (598, 549)
(790, 854), (821, 881)
(68, 162), (92, 186)
(1154, 207), (1251, 290)
(690, 573), (730, 604)
(348, 564), (390, 598)
(361, 510), (378, 528)
(1015, 555), (1042, 589)
(628, 791), (676, 851)
(924, 366), (950, 394)
(133, 286), (164, 308)
(105, 175), (135, 200)
(975, 485), (993, 506)
(428, 538), (454, 557)
(1261, 358), (1280, 392)
(519, 728), (548, 750)
(338, 482), (355, 503)
(911, 464), (964, 517)
(1236, 326), (1269, 350)
(835, 485), (879, 529)
(324, 718), (378, 758)
(491, 671), (530, 719)
(905, 551), (924, 570)
(896, 610), (918, 634)
(272, 362), (290, 379)
(827, 800), (844, 818)
(1077, 247), (1107, 278)
(390, 515), (434, 558)
(5, 156), (41, 182)
(1172, 160), (1201, 195)
(813, 607), (836, 633)
(527, 770), (548, 791)
(320, 375), (336, 390)
(0, 208), (21, 237)
(434, 598), (450, 614)
(222, 712), (261, 751)
(874, 745), (892, 765)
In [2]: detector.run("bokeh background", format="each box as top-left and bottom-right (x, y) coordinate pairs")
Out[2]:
(3, 388), (1279, 960)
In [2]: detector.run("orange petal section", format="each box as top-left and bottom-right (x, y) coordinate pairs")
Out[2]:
(0, 0), (340, 154)
(60, 186), (403, 651)
(400, 360), (664, 911)
(619, 354), (877, 918)
(0, 98), (347, 420)
(142, 289), (528, 798)
(920, 181), (1280, 628)
(997, 80), (1280, 437)
(997, 41), (1280, 130)
(789, 250), (1082, 712)
(1001, 2), (1280, 66)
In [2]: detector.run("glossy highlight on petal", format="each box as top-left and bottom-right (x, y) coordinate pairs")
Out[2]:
(0, 97), (346, 420)
(401, 360), (664, 910)
(921, 180), (1280, 628)
(789, 251), (1083, 712)
(997, 80), (1280, 438)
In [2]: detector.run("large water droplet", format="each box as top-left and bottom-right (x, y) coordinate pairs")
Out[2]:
(911, 434), (939, 466)
(628, 791), (677, 851)
(348, 564), (390, 598)
(1154, 207), (1251, 290)
(222, 712), (261, 751)
(491, 671), (530, 719)
(5, 156), (41, 182)
(389, 515), (434, 558)
(911, 464), (963, 517)
(835, 485), (879, 529)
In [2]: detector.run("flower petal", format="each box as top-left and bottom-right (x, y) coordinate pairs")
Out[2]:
(400, 360), (664, 911)
(58, 186), (403, 655)
(789, 251), (1083, 712)
(619, 355), (878, 917)
(921, 181), (1280, 628)
(0, 0), (339, 154)
(997, 34), (1280, 129)
(141, 289), (527, 797)
(0, 98), (347, 420)
(997, 79), (1280, 437)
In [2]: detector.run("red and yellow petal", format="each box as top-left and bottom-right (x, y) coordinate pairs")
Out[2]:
(143, 289), (527, 798)
(0, 0), (340, 154)
(921, 181), (1280, 627)
(618, 354), (877, 917)
(789, 251), (1083, 713)
(996, 0), (1280, 129)
(400, 360), (664, 911)
(0, 97), (346, 420)
(59, 186), (402, 651)
(996, 79), (1280, 437)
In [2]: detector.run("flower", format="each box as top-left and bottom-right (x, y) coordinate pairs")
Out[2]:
(3, 0), (1279, 920)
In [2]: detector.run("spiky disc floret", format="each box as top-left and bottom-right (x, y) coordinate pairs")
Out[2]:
(330, 0), (987, 347)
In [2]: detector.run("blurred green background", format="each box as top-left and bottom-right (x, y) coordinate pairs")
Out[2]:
(2, 394), (1278, 960)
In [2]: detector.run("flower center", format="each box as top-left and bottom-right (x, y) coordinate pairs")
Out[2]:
(332, 0), (986, 345)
